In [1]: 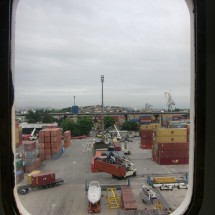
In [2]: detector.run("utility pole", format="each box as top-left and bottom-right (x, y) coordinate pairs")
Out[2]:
(101, 75), (104, 140)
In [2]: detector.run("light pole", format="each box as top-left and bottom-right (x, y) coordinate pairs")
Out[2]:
(101, 75), (104, 140)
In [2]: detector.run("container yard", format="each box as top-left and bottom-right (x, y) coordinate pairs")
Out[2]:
(15, 114), (190, 215)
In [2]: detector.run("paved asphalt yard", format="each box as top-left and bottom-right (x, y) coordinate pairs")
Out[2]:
(16, 137), (189, 215)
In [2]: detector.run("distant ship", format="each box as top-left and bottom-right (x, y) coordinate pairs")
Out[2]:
(88, 181), (101, 204)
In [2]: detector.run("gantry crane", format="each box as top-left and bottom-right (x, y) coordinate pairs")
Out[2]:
(164, 90), (175, 112)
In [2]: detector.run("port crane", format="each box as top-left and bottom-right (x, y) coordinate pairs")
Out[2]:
(164, 90), (175, 112)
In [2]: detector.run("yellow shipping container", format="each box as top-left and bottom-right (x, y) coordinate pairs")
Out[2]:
(155, 136), (187, 143)
(156, 128), (187, 137)
(140, 125), (152, 130)
(154, 177), (176, 184)
(27, 170), (41, 185)
(150, 123), (161, 129)
(161, 114), (173, 119)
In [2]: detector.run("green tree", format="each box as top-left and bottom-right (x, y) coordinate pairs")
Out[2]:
(104, 116), (115, 129)
(77, 117), (93, 135)
(121, 121), (139, 131)
(61, 117), (93, 136)
(61, 118), (73, 129)
(25, 109), (56, 123)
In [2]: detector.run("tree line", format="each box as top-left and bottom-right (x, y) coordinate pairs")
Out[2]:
(25, 109), (139, 136)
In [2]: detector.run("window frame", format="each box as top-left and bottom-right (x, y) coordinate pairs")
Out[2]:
(0, 0), (206, 214)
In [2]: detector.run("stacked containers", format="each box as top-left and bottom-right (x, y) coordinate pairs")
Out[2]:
(168, 119), (190, 128)
(15, 122), (22, 148)
(139, 124), (160, 149)
(16, 170), (24, 184)
(64, 130), (71, 147)
(24, 141), (38, 173)
(16, 154), (24, 183)
(161, 114), (172, 128)
(139, 115), (152, 125)
(139, 129), (155, 149)
(153, 128), (189, 165)
(39, 128), (62, 160)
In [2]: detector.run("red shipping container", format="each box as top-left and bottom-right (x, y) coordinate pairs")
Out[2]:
(45, 154), (52, 160)
(51, 128), (61, 136)
(141, 139), (154, 145)
(44, 142), (51, 149)
(94, 159), (126, 177)
(45, 148), (52, 155)
(38, 142), (45, 149)
(35, 158), (41, 169)
(157, 150), (189, 158)
(51, 136), (61, 143)
(24, 163), (37, 173)
(64, 130), (71, 137)
(121, 186), (137, 210)
(157, 142), (189, 151)
(19, 132), (22, 145)
(39, 135), (44, 143)
(24, 141), (36, 151)
(40, 129), (51, 137)
(140, 129), (154, 134)
(156, 157), (189, 165)
(31, 171), (55, 186)
(91, 158), (99, 173)
(39, 154), (46, 161)
(64, 141), (71, 147)
(51, 142), (61, 149)
(39, 148), (45, 155)
(44, 136), (51, 143)
(51, 145), (61, 154)
(141, 144), (152, 149)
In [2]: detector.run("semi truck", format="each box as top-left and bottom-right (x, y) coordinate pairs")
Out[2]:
(17, 171), (64, 195)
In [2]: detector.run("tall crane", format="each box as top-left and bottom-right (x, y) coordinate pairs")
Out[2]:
(164, 90), (175, 112)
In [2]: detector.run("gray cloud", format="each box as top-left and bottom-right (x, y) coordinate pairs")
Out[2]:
(15, 0), (191, 109)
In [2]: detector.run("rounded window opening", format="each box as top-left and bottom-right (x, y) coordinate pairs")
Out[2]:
(13, 0), (194, 214)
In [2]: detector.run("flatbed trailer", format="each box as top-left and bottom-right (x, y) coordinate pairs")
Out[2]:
(88, 201), (101, 213)
(17, 178), (64, 195)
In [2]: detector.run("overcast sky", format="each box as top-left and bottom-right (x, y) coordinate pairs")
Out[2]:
(14, 0), (191, 109)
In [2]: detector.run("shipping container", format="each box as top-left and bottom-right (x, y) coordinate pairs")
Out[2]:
(31, 171), (55, 186)
(94, 159), (126, 177)
(24, 150), (36, 159)
(16, 159), (23, 169)
(155, 136), (187, 143)
(27, 170), (41, 185)
(51, 128), (61, 137)
(156, 157), (189, 165)
(154, 177), (176, 184)
(24, 141), (36, 151)
(141, 139), (154, 145)
(157, 150), (189, 158)
(121, 186), (137, 210)
(16, 170), (24, 184)
(140, 144), (152, 149)
(35, 158), (41, 169)
(156, 142), (189, 151)
(24, 163), (37, 173)
(155, 128), (187, 137)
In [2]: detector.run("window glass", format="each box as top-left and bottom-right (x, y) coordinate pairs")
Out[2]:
(14, 0), (192, 214)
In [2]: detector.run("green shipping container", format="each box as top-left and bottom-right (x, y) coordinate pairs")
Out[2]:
(16, 159), (23, 169)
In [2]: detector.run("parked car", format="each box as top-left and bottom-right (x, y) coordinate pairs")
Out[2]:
(160, 184), (173, 191)
(178, 183), (188, 189)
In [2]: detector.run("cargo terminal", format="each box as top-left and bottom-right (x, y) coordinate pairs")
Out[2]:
(15, 113), (190, 215)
